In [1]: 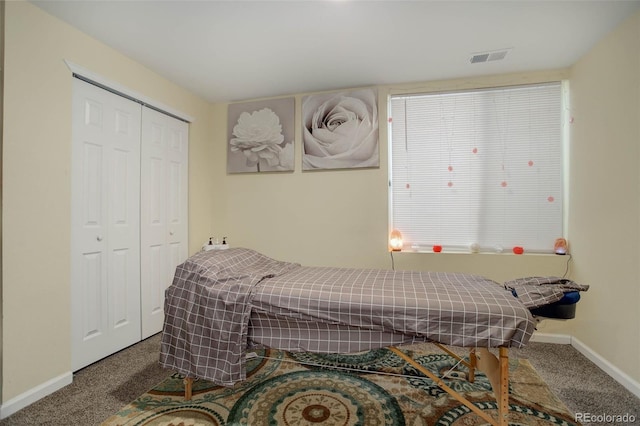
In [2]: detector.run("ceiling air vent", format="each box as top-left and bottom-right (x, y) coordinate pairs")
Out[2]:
(470, 48), (511, 64)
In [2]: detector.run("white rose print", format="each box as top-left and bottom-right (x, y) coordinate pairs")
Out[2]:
(302, 89), (379, 170)
(230, 107), (290, 172)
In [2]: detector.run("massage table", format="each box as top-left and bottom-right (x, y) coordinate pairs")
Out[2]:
(159, 248), (585, 426)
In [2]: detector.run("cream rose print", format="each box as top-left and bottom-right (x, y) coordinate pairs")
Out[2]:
(302, 89), (379, 170)
(230, 107), (293, 171)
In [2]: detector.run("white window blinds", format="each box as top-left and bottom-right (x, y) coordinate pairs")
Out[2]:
(389, 82), (564, 253)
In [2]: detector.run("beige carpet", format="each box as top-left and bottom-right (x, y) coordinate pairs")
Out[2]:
(102, 344), (580, 426)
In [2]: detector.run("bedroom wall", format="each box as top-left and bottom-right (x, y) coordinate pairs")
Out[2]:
(0, 0), (5, 404)
(567, 11), (640, 385)
(213, 72), (571, 308)
(1, 1), (216, 403)
(214, 11), (640, 388)
(216, 72), (569, 276)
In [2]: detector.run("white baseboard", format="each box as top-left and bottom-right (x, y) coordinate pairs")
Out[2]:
(570, 336), (640, 399)
(0, 371), (73, 420)
(530, 332), (572, 344)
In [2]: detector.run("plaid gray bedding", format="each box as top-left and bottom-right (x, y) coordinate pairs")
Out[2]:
(159, 248), (299, 386)
(160, 248), (536, 386)
(504, 276), (589, 309)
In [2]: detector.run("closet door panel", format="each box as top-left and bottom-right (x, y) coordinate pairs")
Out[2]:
(147, 244), (165, 317)
(141, 108), (188, 339)
(80, 251), (104, 340)
(166, 118), (189, 274)
(82, 143), (103, 229)
(110, 248), (131, 327)
(141, 111), (167, 340)
(107, 107), (141, 335)
(71, 79), (142, 371)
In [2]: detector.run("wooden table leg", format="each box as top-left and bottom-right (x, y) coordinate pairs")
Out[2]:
(476, 347), (511, 426)
(183, 377), (193, 401)
(498, 347), (509, 426)
(469, 348), (477, 383)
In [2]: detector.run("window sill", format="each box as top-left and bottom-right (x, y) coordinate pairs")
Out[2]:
(394, 248), (560, 256)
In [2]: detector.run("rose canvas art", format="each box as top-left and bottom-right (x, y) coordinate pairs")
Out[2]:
(227, 97), (295, 173)
(302, 88), (379, 170)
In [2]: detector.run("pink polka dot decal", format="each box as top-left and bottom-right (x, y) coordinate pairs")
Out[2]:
(548, 196), (555, 202)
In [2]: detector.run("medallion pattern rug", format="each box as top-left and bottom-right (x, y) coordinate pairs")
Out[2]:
(102, 345), (580, 426)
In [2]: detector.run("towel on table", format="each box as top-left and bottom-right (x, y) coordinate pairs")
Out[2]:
(504, 276), (589, 309)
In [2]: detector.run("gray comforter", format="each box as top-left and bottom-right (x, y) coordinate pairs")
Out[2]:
(160, 248), (535, 386)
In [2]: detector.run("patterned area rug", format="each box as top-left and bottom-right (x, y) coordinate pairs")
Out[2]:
(102, 345), (580, 426)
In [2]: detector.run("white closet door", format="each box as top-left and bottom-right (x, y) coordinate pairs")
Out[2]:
(141, 107), (189, 339)
(71, 79), (142, 371)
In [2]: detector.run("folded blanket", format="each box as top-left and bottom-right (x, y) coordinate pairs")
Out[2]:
(504, 276), (589, 309)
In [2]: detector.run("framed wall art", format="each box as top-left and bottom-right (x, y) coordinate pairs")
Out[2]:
(227, 97), (295, 173)
(302, 88), (379, 170)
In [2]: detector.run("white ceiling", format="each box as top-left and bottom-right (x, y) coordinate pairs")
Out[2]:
(32, 0), (640, 103)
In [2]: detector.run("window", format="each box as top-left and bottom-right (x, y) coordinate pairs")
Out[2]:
(389, 82), (565, 253)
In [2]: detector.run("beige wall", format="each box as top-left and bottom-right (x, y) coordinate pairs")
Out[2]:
(0, 0), (5, 404)
(568, 11), (640, 383)
(217, 73), (571, 284)
(215, 14), (639, 385)
(214, 71), (575, 359)
(2, 1), (215, 401)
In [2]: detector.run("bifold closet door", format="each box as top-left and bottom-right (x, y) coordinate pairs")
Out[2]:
(140, 107), (189, 339)
(71, 79), (142, 371)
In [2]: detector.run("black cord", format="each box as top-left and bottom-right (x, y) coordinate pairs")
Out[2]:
(562, 253), (573, 278)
